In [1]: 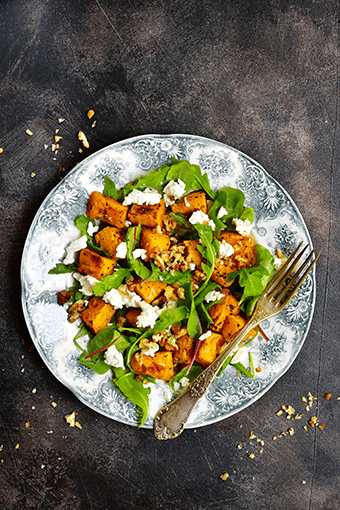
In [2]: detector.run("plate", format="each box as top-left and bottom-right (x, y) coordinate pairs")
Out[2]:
(21, 134), (316, 429)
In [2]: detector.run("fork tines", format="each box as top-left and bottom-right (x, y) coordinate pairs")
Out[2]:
(265, 242), (320, 307)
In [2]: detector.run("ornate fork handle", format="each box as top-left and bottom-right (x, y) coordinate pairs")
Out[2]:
(154, 316), (260, 440)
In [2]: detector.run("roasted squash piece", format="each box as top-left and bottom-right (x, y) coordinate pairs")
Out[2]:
(211, 258), (235, 287)
(181, 240), (202, 267)
(208, 288), (240, 332)
(171, 190), (207, 216)
(134, 280), (167, 304)
(196, 331), (224, 367)
(140, 228), (170, 261)
(125, 309), (141, 328)
(128, 199), (166, 228)
(131, 351), (175, 381)
(221, 314), (256, 343)
(219, 231), (256, 269)
(81, 297), (115, 334)
(87, 191), (128, 229)
(78, 248), (115, 280)
(94, 226), (124, 258)
(173, 333), (195, 365)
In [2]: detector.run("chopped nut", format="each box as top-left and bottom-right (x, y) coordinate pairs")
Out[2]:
(276, 410), (283, 416)
(288, 428), (294, 436)
(25, 422), (30, 428)
(318, 424), (325, 430)
(78, 131), (90, 148)
(249, 432), (256, 439)
(32, 388), (37, 394)
(65, 412), (76, 427)
(30, 173), (36, 178)
(92, 121), (97, 128)
(15, 444), (19, 449)
(237, 444), (242, 449)
(220, 472), (229, 481)
(324, 393), (331, 400)
(51, 402), (57, 408)
(87, 109), (95, 119)
(58, 118), (65, 123)
(248, 453), (255, 459)
(75, 422), (82, 430)
(302, 396), (307, 403)
(0, 148), (3, 154)
(303, 425), (308, 431)
(26, 129), (33, 136)
(255, 367), (262, 373)
(54, 135), (62, 143)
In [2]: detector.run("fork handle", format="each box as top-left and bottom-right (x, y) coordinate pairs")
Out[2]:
(154, 317), (259, 440)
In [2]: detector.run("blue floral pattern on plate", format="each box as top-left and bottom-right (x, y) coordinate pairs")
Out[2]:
(21, 134), (316, 429)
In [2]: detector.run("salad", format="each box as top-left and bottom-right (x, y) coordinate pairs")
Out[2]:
(50, 158), (278, 426)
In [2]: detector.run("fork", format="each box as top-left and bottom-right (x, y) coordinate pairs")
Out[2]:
(154, 242), (320, 440)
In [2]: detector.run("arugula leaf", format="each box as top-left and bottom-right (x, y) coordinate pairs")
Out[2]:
(168, 212), (193, 230)
(73, 323), (91, 351)
(166, 160), (195, 192)
(125, 225), (151, 279)
(93, 268), (132, 296)
(231, 352), (255, 379)
(112, 371), (151, 426)
(122, 163), (170, 196)
(208, 187), (251, 235)
(103, 176), (122, 201)
(79, 327), (130, 374)
(187, 299), (201, 339)
(48, 262), (77, 274)
(192, 224), (218, 296)
(225, 244), (275, 304)
(240, 207), (254, 224)
(196, 302), (213, 330)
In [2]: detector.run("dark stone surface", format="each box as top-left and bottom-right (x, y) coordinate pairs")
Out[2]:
(0, 0), (339, 508)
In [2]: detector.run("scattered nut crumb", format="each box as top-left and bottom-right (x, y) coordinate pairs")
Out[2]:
(92, 120), (97, 128)
(41, 465), (45, 469)
(248, 453), (255, 459)
(276, 410), (283, 416)
(0, 148), (3, 154)
(302, 396), (307, 403)
(237, 444), (242, 449)
(58, 118), (65, 123)
(15, 444), (19, 449)
(25, 422), (30, 428)
(303, 425), (308, 431)
(32, 388), (37, 394)
(249, 431), (256, 439)
(54, 135), (62, 143)
(255, 367), (262, 373)
(324, 393), (331, 400)
(47, 430), (53, 434)
(288, 428), (294, 436)
(318, 424), (325, 430)
(26, 129), (33, 136)
(87, 109), (95, 119)
(65, 412), (82, 429)
(220, 472), (229, 481)
(30, 173), (36, 178)
(51, 402), (57, 408)
(302, 480), (306, 485)
(78, 131), (90, 148)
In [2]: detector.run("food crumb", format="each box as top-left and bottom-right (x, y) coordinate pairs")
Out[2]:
(237, 444), (242, 449)
(54, 135), (62, 143)
(318, 424), (325, 430)
(220, 472), (229, 481)
(248, 453), (255, 459)
(30, 173), (36, 178)
(0, 148), (3, 154)
(78, 131), (90, 148)
(303, 425), (308, 431)
(47, 431), (53, 434)
(65, 412), (82, 429)
(41, 464), (45, 469)
(288, 428), (294, 436)
(15, 444), (19, 449)
(276, 410), (283, 416)
(302, 480), (306, 485)
(324, 393), (331, 400)
(58, 118), (65, 123)
(51, 402), (57, 408)
(26, 129), (33, 136)
(32, 388), (37, 394)
(255, 367), (262, 373)
(87, 109), (95, 119)
(25, 422), (30, 428)
(249, 431), (256, 439)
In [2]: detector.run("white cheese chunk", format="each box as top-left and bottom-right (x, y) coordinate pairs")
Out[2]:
(163, 179), (186, 206)
(115, 241), (127, 259)
(123, 188), (161, 206)
(104, 344), (125, 368)
(232, 218), (252, 236)
(189, 210), (216, 230)
(132, 248), (147, 260)
(218, 240), (235, 258)
(205, 290), (225, 303)
(63, 235), (87, 264)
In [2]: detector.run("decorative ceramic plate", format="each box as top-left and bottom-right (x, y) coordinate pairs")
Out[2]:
(21, 134), (316, 429)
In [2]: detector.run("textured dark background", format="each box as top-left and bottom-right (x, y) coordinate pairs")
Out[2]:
(0, 0), (339, 508)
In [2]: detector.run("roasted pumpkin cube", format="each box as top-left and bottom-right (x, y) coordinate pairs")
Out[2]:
(81, 297), (115, 334)
(78, 248), (115, 279)
(221, 314), (256, 343)
(134, 280), (167, 304)
(211, 258), (235, 287)
(171, 191), (207, 216)
(131, 351), (175, 381)
(128, 199), (166, 228)
(94, 226), (124, 258)
(208, 288), (240, 332)
(219, 231), (256, 269)
(181, 240), (202, 267)
(87, 191), (128, 229)
(196, 331), (224, 367)
(140, 228), (170, 261)
(125, 308), (141, 328)
(173, 334), (195, 365)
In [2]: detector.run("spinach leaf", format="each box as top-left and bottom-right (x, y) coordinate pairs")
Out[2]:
(122, 163), (170, 196)
(240, 207), (254, 224)
(49, 262), (77, 274)
(103, 176), (122, 201)
(93, 268), (132, 296)
(112, 371), (151, 426)
(75, 214), (95, 238)
(166, 160), (195, 192)
(192, 224), (218, 296)
(79, 327), (130, 374)
(208, 187), (251, 235)
(196, 302), (213, 330)
(126, 225), (151, 279)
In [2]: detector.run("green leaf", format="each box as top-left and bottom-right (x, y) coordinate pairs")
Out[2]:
(168, 212), (193, 229)
(112, 371), (151, 427)
(103, 176), (122, 201)
(168, 364), (204, 392)
(231, 352), (255, 379)
(166, 160), (195, 192)
(73, 323), (91, 351)
(208, 187), (251, 235)
(122, 163), (170, 196)
(187, 300), (200, 339)
(75, 214), (94, 238)
(240, 207), (254, 224)
(48, 262), (77, 274)
(125, 225), (151, 279)
(79, 327), (130, 374)
(93, 268), (132, 296)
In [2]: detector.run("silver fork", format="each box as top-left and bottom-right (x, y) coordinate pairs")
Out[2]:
(154, 242), (320, 440)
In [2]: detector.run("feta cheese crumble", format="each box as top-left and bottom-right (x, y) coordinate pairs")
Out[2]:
(115, 241), (127, 259)
(63, 235), (87, 264)
(232, 218), (252, 236)
(189, 210), (216, 230)
(217, 206), (228, 219)
(104, 285), (142, 309)
(163, 179), (186, 206)
(218, 240), (235, 258)
(273, 256), (283, 270)
(205, 290), (225, 303)
(73, 273), (100, 296)
(87, 222), (99, 236)
(123, 188), (161, 206)
(104, 344), (125, 368)
(199, 330), (212, 341)
(136, 302), (161, 328)
(132, 248), (147, 260)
